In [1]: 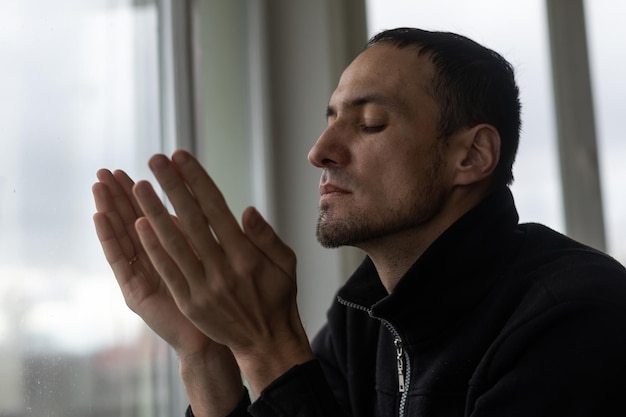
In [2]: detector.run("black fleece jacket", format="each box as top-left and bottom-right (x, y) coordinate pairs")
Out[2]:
(189, 187), (626, 417)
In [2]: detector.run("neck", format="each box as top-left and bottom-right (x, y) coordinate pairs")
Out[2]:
(359, 224), (446, 293)
(359, 187), (492, 293)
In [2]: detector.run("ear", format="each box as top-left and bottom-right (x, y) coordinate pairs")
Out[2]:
(452, 124), (501, 186)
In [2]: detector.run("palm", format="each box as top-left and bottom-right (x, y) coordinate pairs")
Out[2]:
(124, 255), (210, 351)
(92, 169), (212, 353)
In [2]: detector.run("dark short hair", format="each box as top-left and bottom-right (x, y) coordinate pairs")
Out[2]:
(367, 28), (521, 186)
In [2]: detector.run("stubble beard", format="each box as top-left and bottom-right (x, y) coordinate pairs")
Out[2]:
(315, 151), (446, 249)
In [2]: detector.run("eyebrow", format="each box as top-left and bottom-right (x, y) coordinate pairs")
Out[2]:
(326, 93), (401, 118)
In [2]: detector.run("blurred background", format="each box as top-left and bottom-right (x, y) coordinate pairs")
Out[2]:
(0, 0), (623, 415)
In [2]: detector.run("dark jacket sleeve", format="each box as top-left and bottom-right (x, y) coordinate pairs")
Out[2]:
(184, 351), (349, 417)
(245, 303), (356, 417)
(184, 320), (351, 417)
(248, 360), (349, 417)
(185, 390), (252, 417)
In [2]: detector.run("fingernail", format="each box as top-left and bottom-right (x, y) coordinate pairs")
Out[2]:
(134, 181), (152, 197)
(150, 155), (169, 171)
(173, 151), (190, 166)
(248, 207), (263, 230)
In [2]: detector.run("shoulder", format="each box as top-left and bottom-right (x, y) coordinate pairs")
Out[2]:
(513, 223), (626, 307)
(472, 225), (626, 382)
(491, 223), (626, 351)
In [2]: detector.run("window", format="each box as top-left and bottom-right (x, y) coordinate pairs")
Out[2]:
(0, 1), (173, 415)
(585, 0), (626, 263)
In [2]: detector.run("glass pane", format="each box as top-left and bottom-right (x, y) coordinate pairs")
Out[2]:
(365, 0), (564, 231)
(0, 1), (168, 416)
(585, 0), (626, 264)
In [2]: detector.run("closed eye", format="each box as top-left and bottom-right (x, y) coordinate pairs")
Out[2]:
(361, 125), (386, 134)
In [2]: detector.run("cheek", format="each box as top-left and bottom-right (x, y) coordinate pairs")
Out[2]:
(369, 161), (422, 203)
(355, 139), (434, 197)
(378, 146), (424, 181)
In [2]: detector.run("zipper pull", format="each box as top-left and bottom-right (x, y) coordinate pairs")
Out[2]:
(394, 338), (405, 393)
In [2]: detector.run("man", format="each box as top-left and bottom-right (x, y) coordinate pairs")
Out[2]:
(92, 28), (626, 416)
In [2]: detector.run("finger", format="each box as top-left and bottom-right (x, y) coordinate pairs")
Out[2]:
(147, 153), (230, 262)
(112, 169), (144, 218)
(169, 150), (246, 253)
(92, 176), (137, 258)
(95, 169), (139, 219)
(93, 211), (139, 285)
(133, 179), (205, 282)
(171, 214), (200, 258)
(242, 207), (297, 277)
(134, 216), (191, 300)
(94, 169), (144, 248)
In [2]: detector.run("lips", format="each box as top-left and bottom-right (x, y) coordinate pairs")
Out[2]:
(319, 184), (352, 206)
(318, 169), (353, 200)
(319, 184), (350, 196)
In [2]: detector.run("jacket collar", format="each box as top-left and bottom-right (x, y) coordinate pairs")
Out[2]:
(337, 187), (522, 342)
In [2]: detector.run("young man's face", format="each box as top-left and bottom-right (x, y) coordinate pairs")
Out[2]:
(308, 43), (456, 249)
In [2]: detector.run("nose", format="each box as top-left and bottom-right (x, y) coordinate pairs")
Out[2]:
(307, 124), (348, 168)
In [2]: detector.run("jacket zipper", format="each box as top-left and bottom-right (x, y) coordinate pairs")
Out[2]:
(384, 323), (409, 417)
(394, 338), (406, 393)
(337, 296), (411, 417)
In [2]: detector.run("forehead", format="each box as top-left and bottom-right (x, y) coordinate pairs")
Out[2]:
(329, 44), (435, 113)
